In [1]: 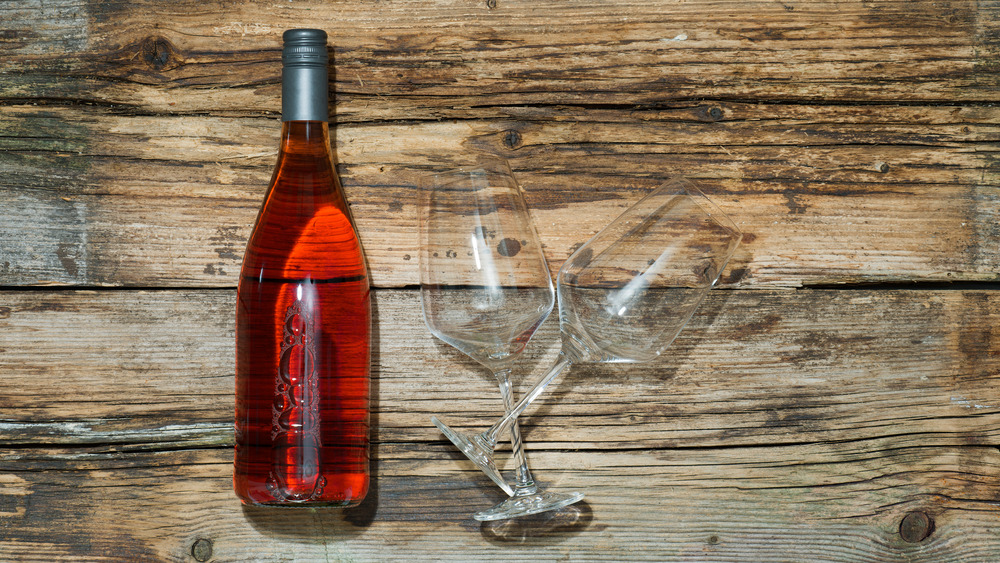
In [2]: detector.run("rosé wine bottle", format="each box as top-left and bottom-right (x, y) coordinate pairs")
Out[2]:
(234, 29), (370, 507)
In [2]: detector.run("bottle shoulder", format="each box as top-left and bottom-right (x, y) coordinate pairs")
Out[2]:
(241, 121), (365, 281)
(242, 196), (367, 281)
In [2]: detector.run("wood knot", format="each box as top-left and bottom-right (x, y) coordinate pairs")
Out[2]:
(899, 511), (933, 543)
(190, 538), (213, 561)
(698, 105), (725, 122)
(502, 129), (522, 149)
(139, 36), (180, 71)
(485, 0), (498, 8)
(875, 161), (890, 173)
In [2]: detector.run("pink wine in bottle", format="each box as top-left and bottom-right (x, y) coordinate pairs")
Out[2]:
(234, 29), (370, 506)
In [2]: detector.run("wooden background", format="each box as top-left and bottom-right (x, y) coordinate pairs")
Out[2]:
(2, 0), (1000, 561)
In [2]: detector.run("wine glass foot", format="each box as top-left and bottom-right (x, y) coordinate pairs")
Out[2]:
(473, 490), (585, 522)
(432, 416), (514, 497)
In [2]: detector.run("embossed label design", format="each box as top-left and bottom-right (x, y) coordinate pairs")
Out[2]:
(266, 299), (325, 501)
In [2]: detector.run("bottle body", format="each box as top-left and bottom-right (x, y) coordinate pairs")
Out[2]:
(235, 121), (371, 506)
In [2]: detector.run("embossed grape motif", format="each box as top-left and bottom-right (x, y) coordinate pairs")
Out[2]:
(266, 300), (326, 501)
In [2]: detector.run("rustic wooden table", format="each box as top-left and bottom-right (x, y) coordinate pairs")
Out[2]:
(3, 0), (1000, 561)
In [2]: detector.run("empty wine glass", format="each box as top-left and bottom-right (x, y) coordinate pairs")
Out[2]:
(420, 157), (584, 521)
(432, 177), (742, 478)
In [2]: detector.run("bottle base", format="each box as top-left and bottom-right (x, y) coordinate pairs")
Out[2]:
(233, 474), (369, 508)
(239, 498), (364, 508)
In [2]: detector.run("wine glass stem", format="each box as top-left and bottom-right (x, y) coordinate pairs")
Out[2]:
(483, 354), (572, 449)
(493, 369), (537, 495)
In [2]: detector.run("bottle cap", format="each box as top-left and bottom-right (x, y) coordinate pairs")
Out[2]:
(281, 29), (328, 121)
(282, 29), (328, 68)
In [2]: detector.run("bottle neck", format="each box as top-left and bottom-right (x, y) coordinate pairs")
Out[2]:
(282, 64), (328, 122)
(278, 121), (332, 157)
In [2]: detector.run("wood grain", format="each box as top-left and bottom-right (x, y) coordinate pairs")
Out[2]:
(3, 0), (1000, 560)
(2, 0), (999, 118)
(1, 288), (997, 447)
(1, 287), (999, 560)
(1, 103), (998, 287)
(3, 443), (1000, 562)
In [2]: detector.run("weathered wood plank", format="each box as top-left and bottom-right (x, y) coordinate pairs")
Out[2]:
(2, 0), (999, 118)
(1, 443), (999, 561)
(1, 104), (998, 287)
(1, 289), (997, 453)
(2, 0), (998, 560)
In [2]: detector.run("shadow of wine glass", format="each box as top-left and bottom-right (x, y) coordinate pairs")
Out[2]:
(480, 501), (594, 544)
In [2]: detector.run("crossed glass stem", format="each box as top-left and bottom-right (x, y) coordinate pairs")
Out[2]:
(420, 157), (584, 520)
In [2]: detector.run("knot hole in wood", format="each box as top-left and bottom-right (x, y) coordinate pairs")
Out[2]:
(899, 511), (934, 543)
(502, 129), (522, 149)
(138, 36), (182, 71)
(190, 538), (213, 561)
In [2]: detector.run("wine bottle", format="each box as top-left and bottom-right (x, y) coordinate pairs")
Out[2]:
(234, 29), (371, 506)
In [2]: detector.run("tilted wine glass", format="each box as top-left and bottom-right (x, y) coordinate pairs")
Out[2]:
(420, 157), (584, 521)
(432, 177), (742, 477)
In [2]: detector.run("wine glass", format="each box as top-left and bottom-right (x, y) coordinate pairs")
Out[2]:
(420, 157), (585, 521)
(431, 177), (742, 476)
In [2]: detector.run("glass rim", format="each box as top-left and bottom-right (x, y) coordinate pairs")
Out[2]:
(421, 155), (515, 187)
(557, 176), (743, 283)
(658, 177), (742, 239)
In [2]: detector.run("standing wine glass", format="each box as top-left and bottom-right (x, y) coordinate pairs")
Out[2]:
(432, 177), (742, 475)
(420, 157), (584, 521)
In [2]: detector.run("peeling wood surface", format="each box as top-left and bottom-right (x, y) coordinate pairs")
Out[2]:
(2, 0), (1000, 560)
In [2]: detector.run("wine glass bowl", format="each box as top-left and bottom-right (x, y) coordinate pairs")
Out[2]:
(420, 157), (584, 520)
(558, 177), (742, 363)
(420, 167), (554, 369)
